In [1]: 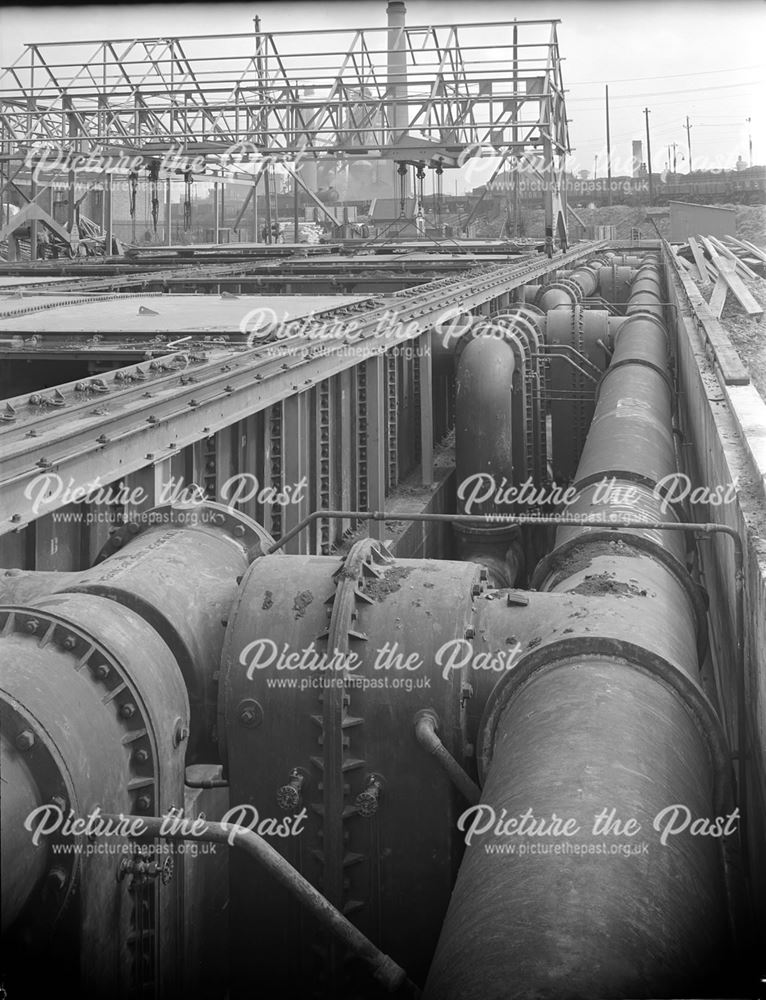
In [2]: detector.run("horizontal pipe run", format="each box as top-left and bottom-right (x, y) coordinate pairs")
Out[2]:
(414, 710), (481, 805)
(103, 815), (420, 997)
(264, 507), (745, 844)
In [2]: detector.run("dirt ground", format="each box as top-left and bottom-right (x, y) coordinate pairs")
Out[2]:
(503, 203), (766, 247)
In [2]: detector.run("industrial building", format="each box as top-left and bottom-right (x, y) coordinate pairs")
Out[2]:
(1, 3), (765, 999)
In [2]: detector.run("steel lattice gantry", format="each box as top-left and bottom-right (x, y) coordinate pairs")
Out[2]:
(0, 13), (570, 251)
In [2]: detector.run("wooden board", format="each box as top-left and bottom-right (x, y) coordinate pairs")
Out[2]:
(687, 236), (709, 282)
(742, 239), (766, 264)
(709, 235), (760, 280)
(716, 258), (763, 317)
(708, 276), (728, 319)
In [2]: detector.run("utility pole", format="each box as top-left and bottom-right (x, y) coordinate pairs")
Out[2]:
(671, 142), (678, 173)
(605, 84), (612, 206)
(746, 117), (753, 167)
(644, 107), (653, 205)
(684, 116), (693, 173)
(594, 154), (598, 180)
(512, 22), (520, 234)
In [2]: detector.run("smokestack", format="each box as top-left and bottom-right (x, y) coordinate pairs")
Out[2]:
(632, 140), (643, 179)
(387, 1), (407, 142)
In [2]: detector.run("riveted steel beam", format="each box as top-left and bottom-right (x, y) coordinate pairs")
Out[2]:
(0, 243), (608, 533)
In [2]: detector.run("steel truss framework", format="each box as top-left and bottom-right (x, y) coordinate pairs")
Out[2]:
(0, 18), (570, 246)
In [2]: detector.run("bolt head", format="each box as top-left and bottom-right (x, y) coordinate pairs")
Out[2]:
(136, 795), (151, 812)
(133, 748), (149, 764)
(15, 730), (35, 752)
(238, 700), (263, 728)
(62, 635), (76, 650)
(232, 524), (246, 538)
(25, 618), (40, 634)
(93, 663), (110, 679)
(119, 703), (136, 720)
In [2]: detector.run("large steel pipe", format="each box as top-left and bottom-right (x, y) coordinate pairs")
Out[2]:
(545, 304), (611, 482)
(0, 504), (273, 764)
(626, 262), (665, 320)
(0, 593), (188, 957)
(67, 503), (271, 762)
(424, 650), (734, 999)
(424, 255), (741, 998)
(455, 333), (516, 505)
(219, 539), (484, 993)
(454, 332), (521, 585)
(569, 313), (675, 490)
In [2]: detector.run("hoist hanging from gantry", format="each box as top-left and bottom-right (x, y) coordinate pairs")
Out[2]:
(382, 1), (569, 254)
(183, 169), (194, 231)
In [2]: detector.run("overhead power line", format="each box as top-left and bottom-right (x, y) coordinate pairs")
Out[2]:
(567, 63), (763, 86)
(568, 80), (763, 103)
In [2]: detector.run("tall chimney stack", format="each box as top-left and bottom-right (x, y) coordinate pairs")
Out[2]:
(387, 1), (407, 143)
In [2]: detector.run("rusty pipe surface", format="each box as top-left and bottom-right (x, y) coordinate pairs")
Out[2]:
(423, 255), (742, 999)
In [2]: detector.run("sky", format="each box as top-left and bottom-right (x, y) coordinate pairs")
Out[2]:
(1, 0), (764, 192)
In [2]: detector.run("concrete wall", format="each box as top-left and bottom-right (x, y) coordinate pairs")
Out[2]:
(669, 201), (736, 241)
(665, 251), (766, 939)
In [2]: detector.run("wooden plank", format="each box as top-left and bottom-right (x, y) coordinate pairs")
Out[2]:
(675, 254), (694, 274)
(708, 235), (760, 280)
(716, 258), (763, 317)
(720, 236), (764, 269)
(698, 234), (720, 260)
(687, 236), (708, 282)
(708, 277), (728, 318)
(672, 258), (750, 385)
(741, 239), (766, 264)
(722, 235), (751, 254)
